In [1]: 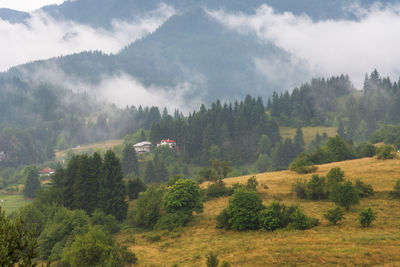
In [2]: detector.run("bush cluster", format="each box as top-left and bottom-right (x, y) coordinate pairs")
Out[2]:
(131, 179), (203, 231)
(292, 168), (372, 211)
(216, 189), (319, 231)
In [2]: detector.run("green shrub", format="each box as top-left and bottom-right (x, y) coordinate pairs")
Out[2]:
(154, 212), (191, 231)
(392, 179), (400, 198)
(61, 226), (121, 266)
(205, 181), (234, 198)
(131, 184), (165, 229)
(330, 181), (359, 211)
(144, 233), (162, 243)
(246, 176), (259, 191)
(326, 167), (345, 188)
(307, 175), (328, 200)
(356, 142), (376, 157)
(290, 208), (319, 230)
(215, 208), (232, 230)
(206, 252), (219, 267)
(292, 179), (308, 199)
(259, 202), (296, 231)
(323, 207), (345, 225)
(220, 261), (231, 267)
(354, 179), (374, 198)
(359, 207), (376, 227)
(91, 209), (120, 234)
(162, 179), (203, 215)
(289, 154), (318, 174)
(227, 188), (264, 231)
(376, 144), (396, 160)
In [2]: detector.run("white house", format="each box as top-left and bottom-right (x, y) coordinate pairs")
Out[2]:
(157, 139), (176, 149)
(0, 151), (6, 162)
(133, 141), (152, 153)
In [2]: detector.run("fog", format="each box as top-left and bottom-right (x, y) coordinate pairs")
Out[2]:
(209, 3), (400, 88)
(0, 3), (174, 71)
(25, 63), (204, 114)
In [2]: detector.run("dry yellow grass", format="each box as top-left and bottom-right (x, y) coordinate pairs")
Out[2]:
(55, 139), (123, 159)
(280, 126), (337, 147)
(116, 156), (400, 266)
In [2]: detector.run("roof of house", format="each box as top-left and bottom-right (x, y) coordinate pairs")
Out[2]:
(39, 167), (55, 174)
(133, 141), (152, 147)
(161, 139), (176, 143)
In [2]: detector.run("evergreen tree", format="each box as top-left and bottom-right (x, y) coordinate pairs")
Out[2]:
(294, 127), (305, 155)
(121, 144), (139, 175)
(153, 154), (169, 182)
(24, 166), (40, 198)
(64, 156), (79, 209)
(100, 150), (128, 221)
(127, 178), (146, 200)
(144, 160), (156, 183)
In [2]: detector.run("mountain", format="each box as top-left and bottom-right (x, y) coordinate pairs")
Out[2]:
(3, 7), (305, 103)
(2, 0), (400, 106)
(0, 8), (29, 22)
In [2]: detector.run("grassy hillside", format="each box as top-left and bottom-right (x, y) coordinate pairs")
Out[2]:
(0, 193), (31, 215)
(55, 139), (124, 160)
(117, 155), (400, 266)
(280, 126), (337, 147)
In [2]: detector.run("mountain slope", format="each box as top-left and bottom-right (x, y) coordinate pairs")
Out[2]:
(118, 155), (400, 265)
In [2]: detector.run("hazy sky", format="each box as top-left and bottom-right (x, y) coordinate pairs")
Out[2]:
(0, 0), (65, 12)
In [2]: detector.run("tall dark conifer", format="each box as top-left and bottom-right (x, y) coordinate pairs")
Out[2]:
(100, 150), (128, 221)
(24, 166), (40, 198)
(121, 144), (138, 175)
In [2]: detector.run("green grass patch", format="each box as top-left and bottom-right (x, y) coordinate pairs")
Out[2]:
(0, 193), (31, 215)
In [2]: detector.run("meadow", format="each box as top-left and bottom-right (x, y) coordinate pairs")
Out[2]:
(117, 155), (400, 266)
(280, 126), (337, 147)
(0, 193), (31, 215)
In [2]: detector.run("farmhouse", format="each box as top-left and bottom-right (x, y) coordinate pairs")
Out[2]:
(39, 167), (56, 176)
(133, 141), (152, 153)
(157, 139), (176, 149)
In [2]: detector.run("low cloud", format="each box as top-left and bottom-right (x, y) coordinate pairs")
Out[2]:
(209, 4), (400, 88)
(0, 3), (174, 71)
(25, 63), (204, 113)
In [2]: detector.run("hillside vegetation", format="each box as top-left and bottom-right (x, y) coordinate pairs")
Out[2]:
(117, 155), (400, 266)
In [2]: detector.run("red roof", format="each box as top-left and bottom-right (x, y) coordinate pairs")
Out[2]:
(161, 139), (176, 143)
(39, 167), (55, 174)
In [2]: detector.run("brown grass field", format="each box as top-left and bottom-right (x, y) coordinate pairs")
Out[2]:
(116, 155), (400, 266)
(280, 126), (337, 147)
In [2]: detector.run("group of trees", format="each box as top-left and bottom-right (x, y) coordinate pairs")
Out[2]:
(149, 96), (281, 165)
(292, 168), (374, 211)
(48, 150), (128, 221)
(216, 187), (319, 231)
(130, 178), (203, 231)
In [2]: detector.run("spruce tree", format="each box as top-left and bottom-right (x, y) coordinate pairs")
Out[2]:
(100, 150), (128, 221)
(294, 127), (305, 155)
(64, 156), (79, 209)
(24, 166), (40, 198)
(144, 160), (156, 183)
(121, 144), (138, 175)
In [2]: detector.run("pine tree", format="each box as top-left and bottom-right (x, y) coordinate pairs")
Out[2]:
(24, 166), (40, 198)
(100, 150), (128, 221)
(144, 160), (156, 183)
(64, 156), (79, 209)
(294, 127), (305, 155)
(121, 144), (138, 175)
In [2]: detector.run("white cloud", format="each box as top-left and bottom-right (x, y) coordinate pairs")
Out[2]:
(23, 63), (204, 114)
(0, 0), (65, 12)
(209, 4), (400, 88)
(0, 4), (174, 71)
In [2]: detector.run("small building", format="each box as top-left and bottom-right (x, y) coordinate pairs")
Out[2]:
(39, 167), (56, 176)
(133, 141), (152, 153)
(157, 139), (176, 149)
(0, 151), (5, 162)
